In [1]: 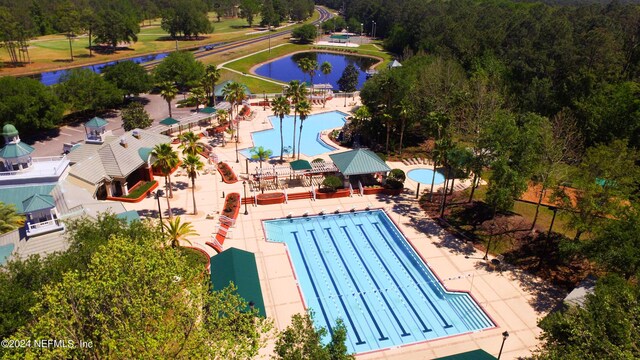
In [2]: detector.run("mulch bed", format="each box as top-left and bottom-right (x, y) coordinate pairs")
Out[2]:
(420, 190), (592, 291)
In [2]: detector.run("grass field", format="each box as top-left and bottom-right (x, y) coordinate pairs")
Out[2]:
(218, 69), (285, 93)
(0, 9), (317, 76)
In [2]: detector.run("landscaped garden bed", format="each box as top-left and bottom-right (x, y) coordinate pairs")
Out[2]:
(152, 161), (181, 176)
(217, 162), (238, 183)
(221, 192), (241, 220)
(315, 188), (351, 199)
(107, 180), (158, 203)
(363, 186), (384, 195)
(257, 192), (285, 205)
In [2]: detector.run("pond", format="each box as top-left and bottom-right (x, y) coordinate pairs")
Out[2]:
(253, 52), (377, 91)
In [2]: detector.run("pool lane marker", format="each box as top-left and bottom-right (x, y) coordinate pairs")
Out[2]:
(369, 220), (454, 329)
(323, 226), (390, 342)
(336, 224), (411, 338)
(353, 223), (432, 333)
(292, 231), (334, 336)
(308, 229), (366, 345)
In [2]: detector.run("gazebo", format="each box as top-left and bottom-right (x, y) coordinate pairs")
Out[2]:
(0, 124), (34, 172)
(329, 148), (391, 187)
(84, 117), (109, 144)
(210, 248), (266, 317)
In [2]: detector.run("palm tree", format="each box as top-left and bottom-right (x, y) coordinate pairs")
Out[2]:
(222, 81), (247, 143)
(178, 131), (204, 156)
(285, 80), (308, 158)
(397, 100), (411, 155)
(189, 86), (207, 112)
(163, 216), (199, 248)
(320, 61), (332, 108)
(250, 146), (273, 169)
(203, 64), (221, 106)
(152, 143), (179, 218)
(181, 154), (204, 215)
(216, 109), (229, 145)
(0, 202), (24, 234)
(296, 99), (312, 159)
(271, 96), (291, 162)
(297, 58), (318, 93)
(159, 81), (178, 118)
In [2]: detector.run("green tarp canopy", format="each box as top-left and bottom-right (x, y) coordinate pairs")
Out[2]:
(200, 107), (217, 114)
(210, 247), (266, 317)
(329, 148), (390, 176)
(290, 159), (312, 171)
(434, 349), (497, 360)
(160, 117), (179, 126)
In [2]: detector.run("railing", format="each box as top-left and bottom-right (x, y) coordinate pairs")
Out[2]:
(0, 156), (68, 178)
(358, 180), (364, 196)
(27, 219), (60, 231)
(348, 183), (354, 197)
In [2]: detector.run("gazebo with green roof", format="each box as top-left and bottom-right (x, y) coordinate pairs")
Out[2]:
(210, 247), (266, 317)
(329, 148), (391, 186)
(84, 117), (109, 144)
(0, 124), (34, 172)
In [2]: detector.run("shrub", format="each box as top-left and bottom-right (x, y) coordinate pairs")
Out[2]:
(376, 152), (387, 161)
(322, 175), (343, 192)
(385, 179), (404, 190)
(388, 169), (406, 182)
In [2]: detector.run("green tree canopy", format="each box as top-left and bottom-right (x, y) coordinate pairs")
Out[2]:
(121, 102), (152, 131)
(274, 312), (354, 360)
(103, 61), (152, 98)
(292, 24), (317, 44)
(3, 227), (271, 359)
(92, 4), (140, 49)
(0, 77), (64, 135)
(55, 68), (123, 113)
(153, 51), (205, 89)
(161, 0), (212, 39)
(534, 275), (640, 359)
(337, 63), (359, 92)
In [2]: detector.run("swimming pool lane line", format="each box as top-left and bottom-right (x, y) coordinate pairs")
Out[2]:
(351, 222), (432, 333)
(334, 219), (411, 338)
(322, 226), (390, 342)
(307, 228), (367, 345)
(292, 231), (335, 336)
(366, 220), (454, 329)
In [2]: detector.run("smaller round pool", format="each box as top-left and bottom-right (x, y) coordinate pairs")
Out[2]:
(408, 168), (445, 185)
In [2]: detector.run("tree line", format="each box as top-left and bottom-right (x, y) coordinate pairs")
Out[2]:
(0, 214), (354, 359)
(0, 0), (314, 66)
(311, 0), (640, 356)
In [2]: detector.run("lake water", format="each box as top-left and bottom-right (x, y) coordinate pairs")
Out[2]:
(254, 52), (376, 91)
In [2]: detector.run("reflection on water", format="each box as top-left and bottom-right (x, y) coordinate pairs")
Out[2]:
(254, 52), (376, 90)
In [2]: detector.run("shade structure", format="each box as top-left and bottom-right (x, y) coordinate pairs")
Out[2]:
(433, 349), (497, 360)
(210, 248), (266, 317)
(329, 148), (390, 176)
(85, 117), (108, 128)
(200, 107), (217, 114)
(159, 117), (180, 126)
(290, 159), (312, 171)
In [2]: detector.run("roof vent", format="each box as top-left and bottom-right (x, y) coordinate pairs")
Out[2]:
(120, 138), (128, 148)
(132, 130), (140, 139)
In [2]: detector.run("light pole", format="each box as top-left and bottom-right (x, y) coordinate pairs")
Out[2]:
(371, 21), (376, 39)
(360, 23), (363, 44)
(315, 24), (320, 44)
(235, 135), (239, 163)
(497, 331), (509, 359)
(243, 181), (249, 215)
(263, 90), (266, 111)
(154, 189), (165, 236)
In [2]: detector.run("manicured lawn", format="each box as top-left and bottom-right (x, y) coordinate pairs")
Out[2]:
(219, 69), (285, 93)
(123, 180), (157, 199)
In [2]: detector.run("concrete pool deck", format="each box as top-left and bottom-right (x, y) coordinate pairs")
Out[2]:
(121, 96), (554, 359)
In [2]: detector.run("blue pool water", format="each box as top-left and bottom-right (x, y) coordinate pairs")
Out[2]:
(264, 210), (494, 354)
(408, 168), (445, 185)
(0, 243), (15, 266)
(241, 110), (347, 158)
(254, 52), (377, 90)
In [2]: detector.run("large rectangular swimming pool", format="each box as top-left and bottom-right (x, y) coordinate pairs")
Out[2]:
(264, 210), (494, 354)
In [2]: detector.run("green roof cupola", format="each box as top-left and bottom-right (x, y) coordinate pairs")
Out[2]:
(0, 124), (34, 171)
(84, 117), (109, 144)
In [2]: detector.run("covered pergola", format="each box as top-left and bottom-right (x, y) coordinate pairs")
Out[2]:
(329, 148), (391, 187)
(210, 248), (266, 317)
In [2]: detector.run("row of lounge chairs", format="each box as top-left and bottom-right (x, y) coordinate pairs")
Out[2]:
(401, 157), (431, 166)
